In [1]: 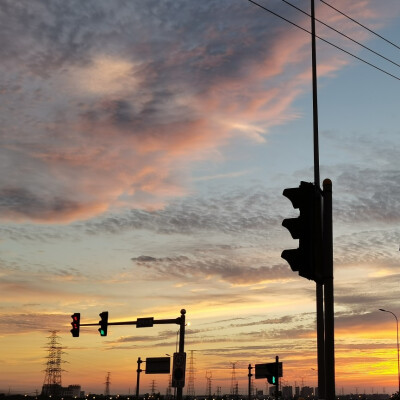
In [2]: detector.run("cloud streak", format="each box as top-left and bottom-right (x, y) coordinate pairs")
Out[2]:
(0, 0), (383, 223)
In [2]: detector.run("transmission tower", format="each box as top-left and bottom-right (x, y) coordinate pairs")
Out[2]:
(166, 374), (172, 398)
(42, 331), (65, 397)
(186, 350), (196, 397)
(250, 375), (255, 398)
(205, 371), (212, 398)
(150, 380), (157, 395)
(230, 362), (239, 396)
(104, 372), (111, 396)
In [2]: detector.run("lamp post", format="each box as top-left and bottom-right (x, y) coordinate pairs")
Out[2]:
(379, 308), (400, 393)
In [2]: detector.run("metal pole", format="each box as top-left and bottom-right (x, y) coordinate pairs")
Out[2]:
(396, 314), (400, 394)
(311, 0), (319, 187)
(317, 283), (325, 398)
(323, 179), (335, 399)
(275, 356), (279, 400)
(379, 309), (400, 393)
(136, 357), (142, 400)
(248, 364), (252, 400)
(311, 1), (326, 398)
(396, 315), (399, 393)
(176, 309), (186, 400)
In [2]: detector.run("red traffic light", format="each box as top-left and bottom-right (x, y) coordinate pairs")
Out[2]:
(70, 313), (80, 337)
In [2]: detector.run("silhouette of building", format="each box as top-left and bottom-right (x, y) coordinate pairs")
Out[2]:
(300, 386), (314, 397)
(62, 385), (83, 397)
(282, 385), (293, 399)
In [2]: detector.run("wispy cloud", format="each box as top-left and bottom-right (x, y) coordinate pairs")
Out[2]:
(0, 0), (384, 223)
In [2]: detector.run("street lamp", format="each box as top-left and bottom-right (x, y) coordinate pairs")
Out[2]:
(379, 308), (400, 393)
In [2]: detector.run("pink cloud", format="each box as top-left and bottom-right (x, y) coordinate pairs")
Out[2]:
(1, 0), (397, 223)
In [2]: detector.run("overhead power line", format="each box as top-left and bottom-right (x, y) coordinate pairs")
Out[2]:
(247, 0), (400, 82)
(281, 0), (400, 69)
(320, 0), (400, 51)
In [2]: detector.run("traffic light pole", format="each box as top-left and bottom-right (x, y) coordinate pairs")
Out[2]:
(135, 357), (143, 399)
(316, 283), (325, 398)
(310, 1), (329, 398)
(275, 356), (279, 400)
(76, 310), (187, 400)
(248, 364), (253, 400)
(323, 179), (335, 399)
(176, 309), (186, 400)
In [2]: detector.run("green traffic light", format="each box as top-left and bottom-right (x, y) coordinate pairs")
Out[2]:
(100, 329), (105, 336)
(272, 376), (276, 384)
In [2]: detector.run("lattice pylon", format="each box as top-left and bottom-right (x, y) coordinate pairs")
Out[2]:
(186, 350), (196, 397)
(205, 371), (212, 398)
(230, 362), (238, 395)
(104, 372), (111, 396)
(42, 331), (65, 396)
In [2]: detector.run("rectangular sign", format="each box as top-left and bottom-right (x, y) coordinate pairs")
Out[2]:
(255, 362), (282, 379)
(146, 357), (170, 374)
(136, 317), (154, 328)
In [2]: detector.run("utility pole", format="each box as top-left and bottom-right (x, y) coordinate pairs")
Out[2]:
(310, 2), (335, 398)
(176, 309), (186, 400)
(136, 357), (143, 399)
(310, 1), (326, 398)
(323, 179), (335, 399)
(248, 364), (253, 400)
(275, 356), (279, 400)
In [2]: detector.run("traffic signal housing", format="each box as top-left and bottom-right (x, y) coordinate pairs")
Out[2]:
(255, 362), (282, 385)
(70, 313), (80, 337)
(281, 181), (323, 283)
(172, 352), (186, 388)
(98, 311), (108, 336)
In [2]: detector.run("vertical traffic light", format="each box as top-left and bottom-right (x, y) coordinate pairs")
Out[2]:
(281, 181), (323, 282)
(70, 313), (80, 337)
(98, 311), (108, 336)
(172, 352), (186, 388)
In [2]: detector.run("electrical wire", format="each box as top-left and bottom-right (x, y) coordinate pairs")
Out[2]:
(320, 0), (400, 51)
(247, 0), (400, 82)
(281, 0), (400, 69)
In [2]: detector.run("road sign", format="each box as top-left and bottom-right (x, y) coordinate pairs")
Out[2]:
(255, 362), (282, 379)
(136, 317), (154, 328)
(146, 357), (171, 374)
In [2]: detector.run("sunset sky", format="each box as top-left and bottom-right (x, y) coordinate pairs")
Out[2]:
(1, 0), (400, 396)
